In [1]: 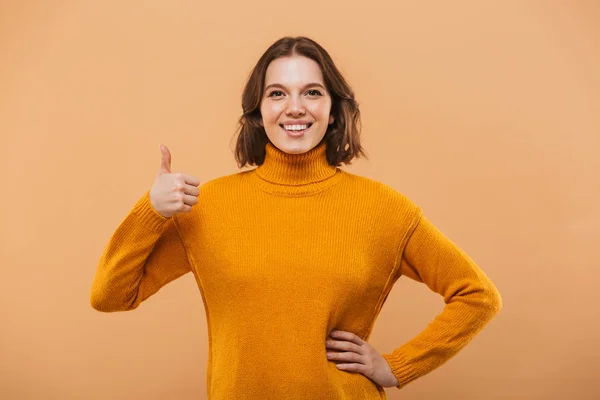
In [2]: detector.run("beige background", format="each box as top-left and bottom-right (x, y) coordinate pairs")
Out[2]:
(1, 1), (599, 399)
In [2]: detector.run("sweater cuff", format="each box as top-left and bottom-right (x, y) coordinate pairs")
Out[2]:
(382, 352), (420, 390)
(131, 190), (171, 233)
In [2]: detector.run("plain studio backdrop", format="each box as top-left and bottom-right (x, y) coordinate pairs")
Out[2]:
(1, 1), (598, 399)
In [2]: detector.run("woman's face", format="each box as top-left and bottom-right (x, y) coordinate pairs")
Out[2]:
(259, 55), (334, 154)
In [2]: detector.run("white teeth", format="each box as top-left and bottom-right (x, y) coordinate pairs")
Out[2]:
(283, 124), (309, 131)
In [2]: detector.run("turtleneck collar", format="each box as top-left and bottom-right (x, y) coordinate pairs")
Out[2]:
(252, 140), (344, 197)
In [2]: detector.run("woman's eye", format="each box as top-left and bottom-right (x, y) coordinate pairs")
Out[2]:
(267, 89), (323, 98)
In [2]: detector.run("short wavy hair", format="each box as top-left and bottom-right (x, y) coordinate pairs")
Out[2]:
(232, 36), (366, 168)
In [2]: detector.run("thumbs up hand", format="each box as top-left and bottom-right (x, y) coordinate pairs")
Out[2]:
(149, 144), (201, 218)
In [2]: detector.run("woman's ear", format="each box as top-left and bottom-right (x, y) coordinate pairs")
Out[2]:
(329, 114), (334, 125)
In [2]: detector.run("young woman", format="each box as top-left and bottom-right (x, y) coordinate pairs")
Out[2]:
(90, 36), (502, 399)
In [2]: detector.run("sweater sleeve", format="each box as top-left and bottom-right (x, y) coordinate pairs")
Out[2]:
(90, 190), (193, 312)
(382, 214), (502, 389)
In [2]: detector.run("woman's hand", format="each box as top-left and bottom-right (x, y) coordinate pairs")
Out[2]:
(149, 144), (201, 218)
(326, 329), (399, 388)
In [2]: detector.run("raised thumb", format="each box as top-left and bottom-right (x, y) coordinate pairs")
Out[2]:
(159, 144), (171, 174)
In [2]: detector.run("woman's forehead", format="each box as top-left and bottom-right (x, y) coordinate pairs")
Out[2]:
(264, 56), (325, 87)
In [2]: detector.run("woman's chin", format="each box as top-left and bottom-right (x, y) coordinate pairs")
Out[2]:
(272, 137), (312, 154)
(267, 129), (326, 155)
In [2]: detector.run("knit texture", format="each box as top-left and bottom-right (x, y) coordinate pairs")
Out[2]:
(90, 140), (502, 399)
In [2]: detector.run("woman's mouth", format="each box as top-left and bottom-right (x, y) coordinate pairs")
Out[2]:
(280, 123), (313, 137)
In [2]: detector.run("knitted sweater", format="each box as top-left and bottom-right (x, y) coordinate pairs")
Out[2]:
(90, 140), (502, 399)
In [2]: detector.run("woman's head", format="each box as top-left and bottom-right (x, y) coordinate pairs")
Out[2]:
(233, 36), (366, 167)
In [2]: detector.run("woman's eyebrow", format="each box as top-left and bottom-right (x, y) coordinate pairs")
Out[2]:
(264, 82), (326, 91)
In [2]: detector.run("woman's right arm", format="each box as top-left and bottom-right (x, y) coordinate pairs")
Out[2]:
(89, 190), (192, 312)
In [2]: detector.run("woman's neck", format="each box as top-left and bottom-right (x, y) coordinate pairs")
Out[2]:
(252, 140), (342, 197)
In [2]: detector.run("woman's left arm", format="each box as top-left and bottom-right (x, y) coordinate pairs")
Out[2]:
(381, 214), (503, 389)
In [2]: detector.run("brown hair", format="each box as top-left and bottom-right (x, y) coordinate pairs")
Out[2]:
(232, 36), (367, 168)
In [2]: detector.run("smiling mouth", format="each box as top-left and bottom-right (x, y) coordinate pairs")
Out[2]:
(279, 123), (313, 137)
(279, 123), (313, 131)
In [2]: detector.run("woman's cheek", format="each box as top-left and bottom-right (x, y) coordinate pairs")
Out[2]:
(311, 101), (330, 116)
(272, 103), (285, 114)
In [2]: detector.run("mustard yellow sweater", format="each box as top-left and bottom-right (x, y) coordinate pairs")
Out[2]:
(90, 140), (502, 399)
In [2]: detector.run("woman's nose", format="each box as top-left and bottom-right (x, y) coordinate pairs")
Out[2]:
(286, 98), (305, 115)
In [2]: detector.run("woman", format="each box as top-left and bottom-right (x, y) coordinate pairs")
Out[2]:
(90, 36), (502, 399)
